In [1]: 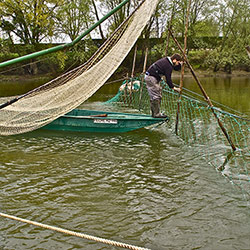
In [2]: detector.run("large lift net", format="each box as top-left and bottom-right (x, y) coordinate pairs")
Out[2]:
(106, 78), (250, 201)
(0, 0), (159, 136)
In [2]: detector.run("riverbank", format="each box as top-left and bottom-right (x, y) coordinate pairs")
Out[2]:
(172, 69), (250, 78)
(0, 73), (55, 83)
(0, 69), (250, 83)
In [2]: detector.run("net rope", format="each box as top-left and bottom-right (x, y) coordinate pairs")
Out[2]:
(105, 77), (250, 201)
(0, 212), (150, 250)
(0, 0), (160, 136)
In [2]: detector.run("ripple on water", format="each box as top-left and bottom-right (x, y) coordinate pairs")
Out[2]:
(0, 128), (249, 250)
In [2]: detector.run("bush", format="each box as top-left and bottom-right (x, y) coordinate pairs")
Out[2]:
(188, 49), (211, 69)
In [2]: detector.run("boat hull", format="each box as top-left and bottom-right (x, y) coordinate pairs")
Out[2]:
(43, 109), (167, 133)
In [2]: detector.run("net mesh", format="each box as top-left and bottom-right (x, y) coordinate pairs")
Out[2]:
(105, 77), (250, 201)
(0, 0), (159, 136)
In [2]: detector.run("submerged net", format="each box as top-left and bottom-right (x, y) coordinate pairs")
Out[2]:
(106, 77), (250, 200)
(0, 0), (159, 136)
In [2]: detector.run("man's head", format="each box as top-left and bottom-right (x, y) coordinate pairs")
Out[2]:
(171, 53), (183, 66)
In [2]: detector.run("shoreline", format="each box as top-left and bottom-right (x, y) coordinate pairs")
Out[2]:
(172, 69), (250, 78)
(0, 70), (250, 83)
(0, 73), (55, 82)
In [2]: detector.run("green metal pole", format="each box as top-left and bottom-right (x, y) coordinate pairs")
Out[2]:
(0, 0), (129, 69)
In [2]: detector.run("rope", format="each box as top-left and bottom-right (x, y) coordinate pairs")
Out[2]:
(0, 212), (150, 250)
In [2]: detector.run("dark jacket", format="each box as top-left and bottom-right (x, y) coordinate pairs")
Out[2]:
(147, 57), (180, 89)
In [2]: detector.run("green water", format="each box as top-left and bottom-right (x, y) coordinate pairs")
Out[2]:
(0, 76), (250, 249)
(180, 76), (250, 115)
(92, 76), (250, 115)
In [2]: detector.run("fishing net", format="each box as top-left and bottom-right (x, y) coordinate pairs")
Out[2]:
(105, 77), (250, 201)
(0, 0), (159, 136)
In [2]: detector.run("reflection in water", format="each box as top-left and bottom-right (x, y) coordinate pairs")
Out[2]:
(217, 151), (234, 172)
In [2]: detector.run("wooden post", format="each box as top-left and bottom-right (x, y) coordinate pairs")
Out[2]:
(169, 28), (237, 151)
(129, 44), (138, 105)
(131, 44), (137, 78)
(142, 47), (148, 74)
(122, 73), (129, 107)
(139, 47), (148, 110)
(175, 0), (191, 135)
(165, 3), (176, 56)
(246, 46), (250, 58)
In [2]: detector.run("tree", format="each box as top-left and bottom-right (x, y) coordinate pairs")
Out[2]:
(99, 0), (131, 35)
(169, 0), (219, 38)
(91, 0), (105, 39)
(212, 0), (250, 72)
(0, 0), (61, 45)
(56, 0), (94, 41)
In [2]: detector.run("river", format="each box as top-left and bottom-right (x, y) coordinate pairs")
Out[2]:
(0, 76), (249, 249)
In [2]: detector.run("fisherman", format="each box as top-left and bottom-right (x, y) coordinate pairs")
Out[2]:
(145, 53), (183, 118)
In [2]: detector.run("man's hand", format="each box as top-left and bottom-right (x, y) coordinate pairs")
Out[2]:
(173, 87), (181, 93)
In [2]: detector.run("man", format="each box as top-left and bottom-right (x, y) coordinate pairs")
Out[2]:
(145, 53), (183, 118)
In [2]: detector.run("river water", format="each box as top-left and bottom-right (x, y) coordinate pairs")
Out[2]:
(0, 76), (250, 250)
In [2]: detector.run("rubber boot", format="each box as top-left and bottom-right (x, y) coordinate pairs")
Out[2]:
(150, 99), (159, 117)
(150, 99), (167, 118)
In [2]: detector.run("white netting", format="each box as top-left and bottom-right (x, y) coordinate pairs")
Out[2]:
(0, 0), (159, 135)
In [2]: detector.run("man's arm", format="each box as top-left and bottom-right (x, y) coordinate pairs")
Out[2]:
(165, 72), (180, 92)
(164, 63), (181, 92)
(165, 70), (175, 89)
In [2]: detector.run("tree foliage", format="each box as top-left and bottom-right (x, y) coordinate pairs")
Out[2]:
(98, 0), (131, 35)
(56, 0), (93, 41)
(0, 0), (250, 73)
(0, 0), (62, 45)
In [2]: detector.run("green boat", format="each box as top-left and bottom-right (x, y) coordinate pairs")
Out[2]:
(43, 109), (168, 133)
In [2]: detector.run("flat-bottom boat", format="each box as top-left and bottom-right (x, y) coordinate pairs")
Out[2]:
(43, 109), (167, 133)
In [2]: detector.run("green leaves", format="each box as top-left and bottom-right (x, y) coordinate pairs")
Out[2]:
(0, 0), (249, 73)
(0, 0), (62, 44)
(56, 0), (93, 41)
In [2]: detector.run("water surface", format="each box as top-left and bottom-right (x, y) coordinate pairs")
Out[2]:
(0, 76), (249, 249)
